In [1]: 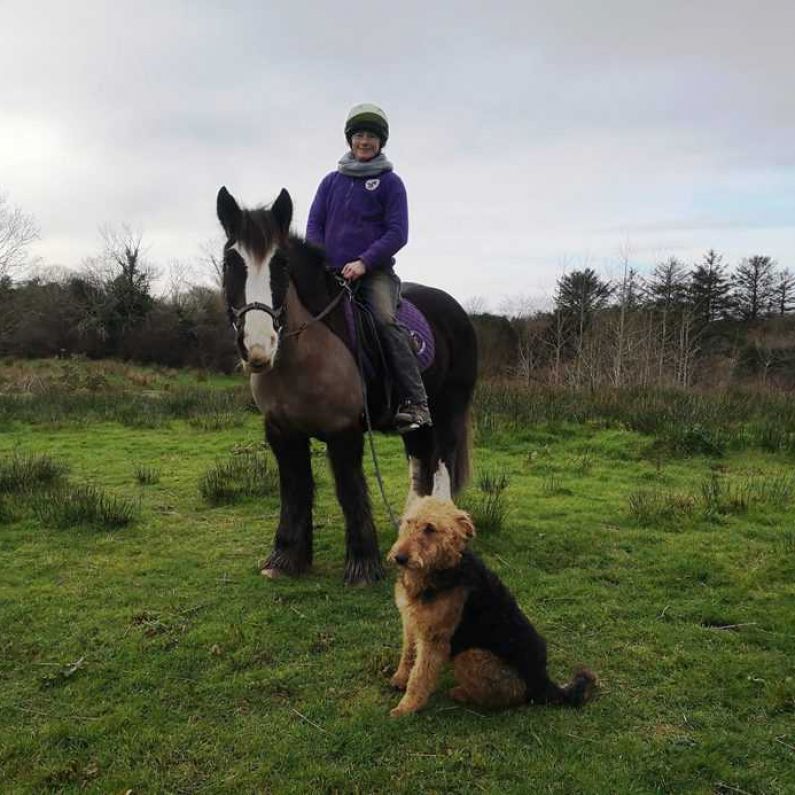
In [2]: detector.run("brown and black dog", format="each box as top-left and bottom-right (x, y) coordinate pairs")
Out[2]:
(387, 497), (597, 717)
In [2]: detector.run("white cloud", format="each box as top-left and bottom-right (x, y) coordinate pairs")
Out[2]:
(2, 0), (793, 304)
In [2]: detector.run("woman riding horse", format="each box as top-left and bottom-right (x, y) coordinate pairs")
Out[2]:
(217, 185), (477, 585)
(216, 109), (477, 585)
(307, 103), (431, 434)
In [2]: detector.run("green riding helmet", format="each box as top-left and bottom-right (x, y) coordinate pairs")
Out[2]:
(345, 103), (389, 147)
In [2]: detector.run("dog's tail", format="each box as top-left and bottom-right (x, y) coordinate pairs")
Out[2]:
(535, 667), (597, 708)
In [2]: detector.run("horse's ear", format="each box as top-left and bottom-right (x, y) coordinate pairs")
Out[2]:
(271, 188), (293, 235)
(217, 186), (242, 238)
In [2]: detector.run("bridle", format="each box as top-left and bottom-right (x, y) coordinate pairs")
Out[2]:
(230, 301), (284, 334)
(229, 267), (351, 340)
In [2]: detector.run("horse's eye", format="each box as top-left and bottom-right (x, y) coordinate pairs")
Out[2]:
(422, 524), (435, 535)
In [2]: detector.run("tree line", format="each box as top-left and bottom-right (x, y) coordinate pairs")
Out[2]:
(473, 251), (795, 389)
(0, 216), (237, 371)
(1, 191), (793, 387)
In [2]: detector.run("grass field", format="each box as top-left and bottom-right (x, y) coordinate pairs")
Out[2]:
(1, 359), (793, 794)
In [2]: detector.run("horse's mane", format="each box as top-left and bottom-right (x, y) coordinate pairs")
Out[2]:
(282, 235), (340, 316)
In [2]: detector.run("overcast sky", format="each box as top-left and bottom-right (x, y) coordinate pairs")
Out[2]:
(2, 0), (794, 309)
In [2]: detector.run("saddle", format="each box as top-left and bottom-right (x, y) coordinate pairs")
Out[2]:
(342, 297), (435, 376)
(340, 293), (435, 424)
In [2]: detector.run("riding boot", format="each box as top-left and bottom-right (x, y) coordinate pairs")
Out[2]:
(356, 269), (432, 432)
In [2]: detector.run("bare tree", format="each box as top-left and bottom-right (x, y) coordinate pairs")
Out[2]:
(0, 192), (39, 280)
(464, 295), (489, 315)
(610, 248), (642, 387)
(772, 267), (795, 316)
(199, 236), (225, 289)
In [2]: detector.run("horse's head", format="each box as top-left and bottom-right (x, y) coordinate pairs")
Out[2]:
(216, 186), (293, 372)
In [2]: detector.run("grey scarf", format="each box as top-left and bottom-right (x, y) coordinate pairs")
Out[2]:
(337, 151), (394, 177)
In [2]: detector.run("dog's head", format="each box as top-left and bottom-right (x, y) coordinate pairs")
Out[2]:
(387, 497), (475, 572)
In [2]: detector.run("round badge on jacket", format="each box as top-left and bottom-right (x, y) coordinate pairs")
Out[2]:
(365, 179), (380, 191)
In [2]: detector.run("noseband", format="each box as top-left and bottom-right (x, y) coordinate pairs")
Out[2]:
(229, 273), (350, 340)
(230, 301), (284, 333)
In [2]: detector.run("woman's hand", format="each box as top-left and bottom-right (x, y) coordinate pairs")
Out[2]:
(341, 259), (367, 281)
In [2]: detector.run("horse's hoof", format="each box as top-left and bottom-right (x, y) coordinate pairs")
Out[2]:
(259, 550), (310, 578)
(344, 558), (385, 586)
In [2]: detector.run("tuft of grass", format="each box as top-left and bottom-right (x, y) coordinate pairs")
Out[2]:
(700, 471), (728, 519)
(628, 488), (695, 527)
(32, 484), (138, 529)
(187, 411), (244, 431)
(630, 472), (795, 526)
(571, 448), (594, 476)
(199, 451), (278, 506)
(661, 424), (727, 457)
(777, 530), (795, 554)
(466, 469), (510, 532)
(541, 474), (572, 496)
(135, 465), (161, 485)
(0, 494), (12, 524)
(0, 452), (68, 494)
(701, 472), (795, 519)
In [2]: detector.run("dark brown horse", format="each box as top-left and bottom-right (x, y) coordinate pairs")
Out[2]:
(217, 186), (477, 584)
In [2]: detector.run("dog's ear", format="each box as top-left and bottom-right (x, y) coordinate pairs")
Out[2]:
(455, 508), (475, 540)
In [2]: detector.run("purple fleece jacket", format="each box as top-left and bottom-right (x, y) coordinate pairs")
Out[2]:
(306, 170), (408, 271)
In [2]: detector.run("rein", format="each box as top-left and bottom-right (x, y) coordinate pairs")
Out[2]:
(281, 284), (347, 338)
(351, 295), (400, 532)
(230, 272), (348, 339)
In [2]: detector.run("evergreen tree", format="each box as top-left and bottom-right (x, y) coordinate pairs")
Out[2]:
(644, 257), (689, 310)
(733, 255), (776, 321)
(554, 267), (612, 341)
(689, 249), (731, 325)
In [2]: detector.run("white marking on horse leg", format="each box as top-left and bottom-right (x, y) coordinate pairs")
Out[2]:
(404, 457), (423, 514)
(432, 461), (452, 501)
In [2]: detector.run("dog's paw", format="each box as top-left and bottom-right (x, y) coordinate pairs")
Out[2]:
(390, 673), (408, 691)
(448, 686), (469, 703)
(389, 704), (413, 718)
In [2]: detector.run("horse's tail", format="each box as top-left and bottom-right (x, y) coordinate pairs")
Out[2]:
(450, 405), (472, 495)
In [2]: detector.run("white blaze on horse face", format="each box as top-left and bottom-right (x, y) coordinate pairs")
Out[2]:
(432, 461), (452, 501)
(234, 243), (279, 366)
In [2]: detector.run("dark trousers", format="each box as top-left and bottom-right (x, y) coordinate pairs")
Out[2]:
(356, 268), (428, 406)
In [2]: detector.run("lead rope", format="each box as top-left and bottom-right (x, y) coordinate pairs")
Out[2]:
(348, 287), (401, 532)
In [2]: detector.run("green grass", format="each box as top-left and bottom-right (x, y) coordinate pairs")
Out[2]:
(0, 360), (793, 793)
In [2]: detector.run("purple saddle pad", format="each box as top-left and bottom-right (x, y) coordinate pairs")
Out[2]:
(343, 298), (435, 372)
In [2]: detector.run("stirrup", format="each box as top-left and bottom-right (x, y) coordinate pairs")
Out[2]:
(394, 402), (432, 434)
